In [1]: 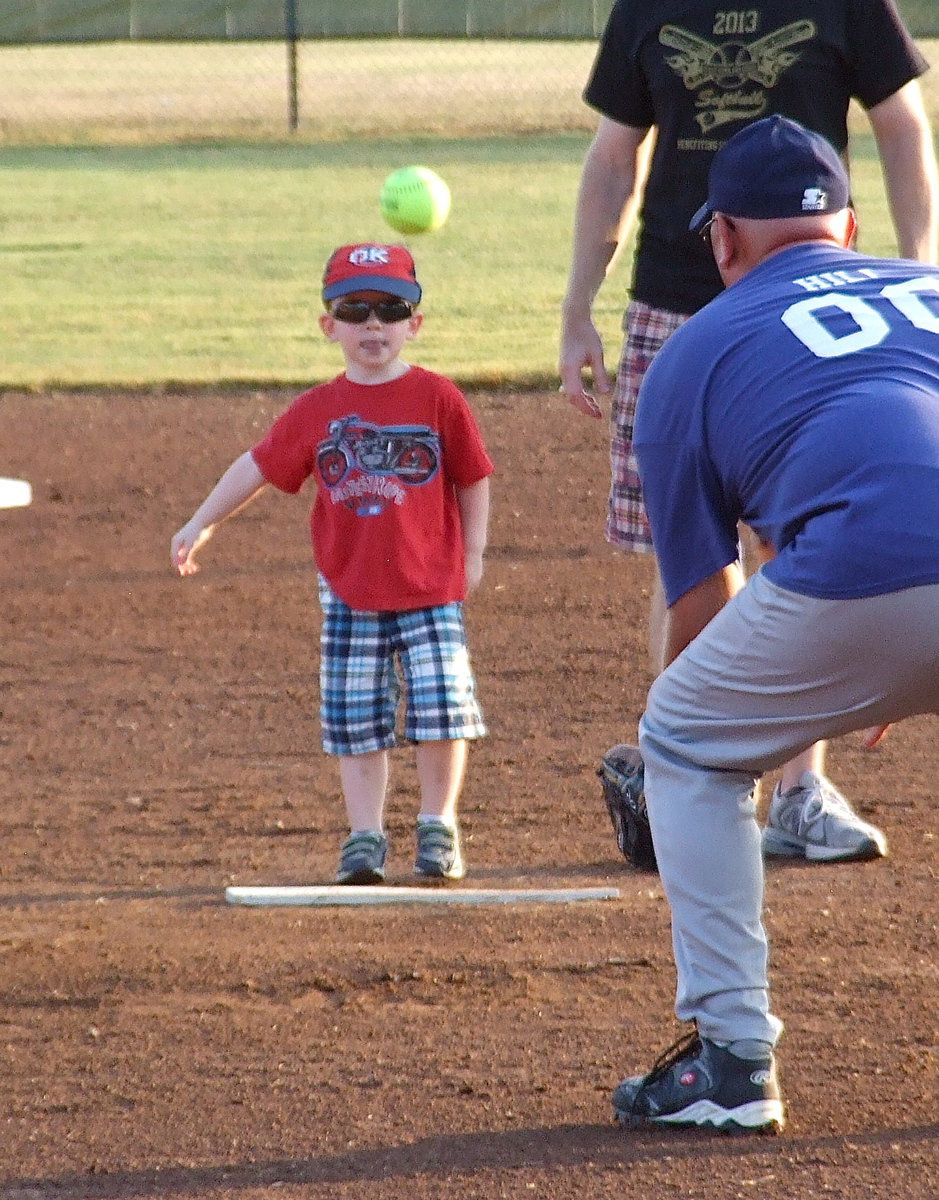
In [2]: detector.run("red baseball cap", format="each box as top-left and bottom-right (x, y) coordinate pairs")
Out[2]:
(322, 243), (422, 304)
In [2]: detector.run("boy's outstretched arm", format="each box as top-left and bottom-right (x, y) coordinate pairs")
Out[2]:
(171, 451), (268, 576)
(456, 477), (490, 593)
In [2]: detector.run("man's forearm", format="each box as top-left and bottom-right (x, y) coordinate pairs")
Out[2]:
(869, 81), (939, 263)
(563, 161), (631, 314)
(880, 132), (939, 262)
(562, 121), (650, 315)
(664, 563), (745, 665)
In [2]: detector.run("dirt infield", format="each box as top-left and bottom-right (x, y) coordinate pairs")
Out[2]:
(1, 389), (936, 1199)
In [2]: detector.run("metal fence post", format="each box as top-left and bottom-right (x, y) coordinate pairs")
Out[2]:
(284, 0), (299, 131)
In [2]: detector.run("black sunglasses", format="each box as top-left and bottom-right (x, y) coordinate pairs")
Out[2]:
(330, 298), (415, 324)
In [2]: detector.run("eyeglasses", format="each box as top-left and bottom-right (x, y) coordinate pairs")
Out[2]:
(698, 214), (718, 244)
(330, 298), (415, 324)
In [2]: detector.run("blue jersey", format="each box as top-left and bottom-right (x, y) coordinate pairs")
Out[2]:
(635, 244), (939, 605)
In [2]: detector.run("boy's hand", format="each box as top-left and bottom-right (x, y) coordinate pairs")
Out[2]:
(465, 550), (484, 593)
(171, 523), (213, 576)
(169, 453), (267, 575)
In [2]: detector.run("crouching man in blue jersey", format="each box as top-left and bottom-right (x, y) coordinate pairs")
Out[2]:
(614, 116), (939, 1134)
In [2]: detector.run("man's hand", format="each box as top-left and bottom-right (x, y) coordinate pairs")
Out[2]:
(861, 724), (891, 749)
(558, 315), (611, 419)
(558, 117), (650, 417)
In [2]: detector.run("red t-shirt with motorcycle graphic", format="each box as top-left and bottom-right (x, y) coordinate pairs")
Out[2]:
(251, 366), (493, 612)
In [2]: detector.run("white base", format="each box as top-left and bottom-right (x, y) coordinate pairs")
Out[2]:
(0, 478), (31, 509)
(225, 885), (620, 908)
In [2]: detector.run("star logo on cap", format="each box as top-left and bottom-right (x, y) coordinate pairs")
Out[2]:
(801, 187), (828, 212)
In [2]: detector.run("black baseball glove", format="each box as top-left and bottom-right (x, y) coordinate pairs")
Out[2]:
(598, 743), (658, 872)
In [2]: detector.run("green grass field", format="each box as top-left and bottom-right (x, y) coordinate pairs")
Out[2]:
(0, 136), (616, 388)
(0, 38), (936, 390)
(1, 132), (928, 391)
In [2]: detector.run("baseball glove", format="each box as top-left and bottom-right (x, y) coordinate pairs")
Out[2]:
(598, 743), (658, 872)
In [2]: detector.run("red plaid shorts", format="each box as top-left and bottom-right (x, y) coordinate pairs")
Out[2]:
(607, 300), (690, 553)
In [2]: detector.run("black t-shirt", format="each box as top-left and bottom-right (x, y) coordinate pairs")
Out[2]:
(585, 0), (928, 313)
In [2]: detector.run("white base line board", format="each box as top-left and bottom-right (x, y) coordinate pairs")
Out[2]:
(225, 885), (620, 908)
(0, 478), (32, 509)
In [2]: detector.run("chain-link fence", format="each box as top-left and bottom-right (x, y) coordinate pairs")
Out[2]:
(5, 0), (935, 41)
(0, 1), (936, 144)
(1, 0), (616, 39)
(0, 38), (605, 142)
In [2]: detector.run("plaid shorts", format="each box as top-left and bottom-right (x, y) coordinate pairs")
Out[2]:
(317, 577), (487, 756)
(607, 300), (691, 553)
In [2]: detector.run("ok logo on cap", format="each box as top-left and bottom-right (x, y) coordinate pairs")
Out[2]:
(349, 246), (390, 266)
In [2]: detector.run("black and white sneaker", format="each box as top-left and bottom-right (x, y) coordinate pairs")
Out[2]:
(612, 1031), (785, 1135)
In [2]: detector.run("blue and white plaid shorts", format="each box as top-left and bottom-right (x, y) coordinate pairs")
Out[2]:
(317, 577), (487, 756)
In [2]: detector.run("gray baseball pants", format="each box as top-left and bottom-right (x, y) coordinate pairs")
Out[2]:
(638, 571), (939, 1047)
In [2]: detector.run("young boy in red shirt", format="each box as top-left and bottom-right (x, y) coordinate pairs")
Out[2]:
(171, 244), (493, 883)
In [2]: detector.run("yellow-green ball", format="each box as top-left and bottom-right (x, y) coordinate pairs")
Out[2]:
(379, 166), (451, 235)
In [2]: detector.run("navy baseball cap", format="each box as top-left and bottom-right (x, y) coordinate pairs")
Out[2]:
(689, 116), (850, 234)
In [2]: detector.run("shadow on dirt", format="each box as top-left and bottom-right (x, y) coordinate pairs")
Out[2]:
(5, 1122), (937, 1198)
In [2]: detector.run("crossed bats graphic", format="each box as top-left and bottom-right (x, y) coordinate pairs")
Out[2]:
(660, 20), (815, 91)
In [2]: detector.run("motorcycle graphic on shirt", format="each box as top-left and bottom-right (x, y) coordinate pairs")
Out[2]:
(317, 414), (440, 516)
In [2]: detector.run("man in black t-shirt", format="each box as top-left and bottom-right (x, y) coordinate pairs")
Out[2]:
(558, 0), (938, 865)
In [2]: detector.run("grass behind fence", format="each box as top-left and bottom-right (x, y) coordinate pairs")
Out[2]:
(0, 40), (603, 144)
(2, 38), (936, 145)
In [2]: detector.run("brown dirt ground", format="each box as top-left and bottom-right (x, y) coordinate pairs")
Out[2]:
(0, 388), (936, 1200)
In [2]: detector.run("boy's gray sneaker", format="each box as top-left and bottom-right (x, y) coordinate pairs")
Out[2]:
(762, 771), (888, 862)
(612, 1031), (785, 1135)
(336, 831), (387, 884)
(414, 819), (465, 880)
